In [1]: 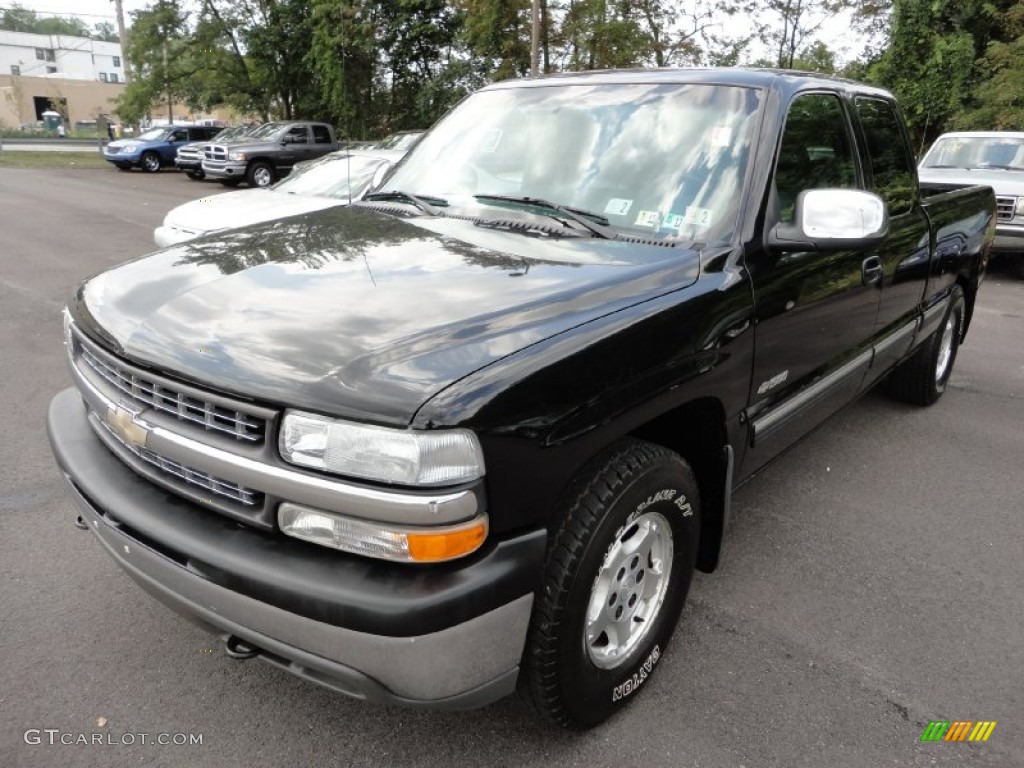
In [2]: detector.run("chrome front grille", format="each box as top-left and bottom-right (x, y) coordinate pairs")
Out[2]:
(203, 144), (227, 161)
(177, 146), (200, 160)
(996, 196), (1016, 223)
(95, 415), (261, 506)
(79, 345), (265, 443)
(105, 146), (121, 155)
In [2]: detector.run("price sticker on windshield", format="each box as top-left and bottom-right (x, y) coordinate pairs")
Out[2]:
(683, 206), (713, 227)
(604, 198), (633, 216)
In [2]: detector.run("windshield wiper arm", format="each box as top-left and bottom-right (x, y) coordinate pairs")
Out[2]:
(362, 190), (447, 216)
(474, 194), (616, 239)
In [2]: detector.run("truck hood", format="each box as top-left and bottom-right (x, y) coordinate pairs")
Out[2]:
(208, 139), (284, 152)
(919, 166), (1024, 196)
(73, 207), (700, 425)
(162, 188), (343, 235)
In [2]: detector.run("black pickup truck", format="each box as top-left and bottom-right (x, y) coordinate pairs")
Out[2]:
(47, 69), (993, 729)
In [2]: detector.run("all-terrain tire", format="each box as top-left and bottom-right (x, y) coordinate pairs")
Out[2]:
(519, 438), (700, 729)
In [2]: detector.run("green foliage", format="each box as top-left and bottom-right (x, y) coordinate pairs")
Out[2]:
(869, 0), (1024, 153)
(117, 0), (190, 124)
(0, 3), (119, 40)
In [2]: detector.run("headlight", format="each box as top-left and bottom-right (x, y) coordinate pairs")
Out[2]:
(121, 143), (137, 152)
(279, 410), (485, 487)
(1016, 197), (1024, 216)
(228, 151), (247, 161)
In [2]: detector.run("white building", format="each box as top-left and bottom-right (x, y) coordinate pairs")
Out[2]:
(0, 29), (123, 83)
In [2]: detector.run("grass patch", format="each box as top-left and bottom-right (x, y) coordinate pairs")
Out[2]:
(0, 151), (109, 169)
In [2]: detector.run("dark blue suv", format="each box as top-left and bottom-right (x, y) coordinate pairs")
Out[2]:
(104, 125), (223, 173)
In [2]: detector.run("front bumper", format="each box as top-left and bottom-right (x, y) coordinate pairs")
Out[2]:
(201, 160), (246, 180)
(104, 150), (141, 166)
(48, 388), (544, 708)
(175, 158), (202, 171)
(154, 224), (204, 248)
(993, 223), (1024, 254)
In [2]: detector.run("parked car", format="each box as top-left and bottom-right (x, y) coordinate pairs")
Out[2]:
(375, 130), (425, 152)
(919, 131), (1024, 275)
(103, 124), (223, 173)
(175, 124), (260, 180)
(155, 149), (404, 247)
(49, 69), (992, 730)
(201, 121), (340, 188)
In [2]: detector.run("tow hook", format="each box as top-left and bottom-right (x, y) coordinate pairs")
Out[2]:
(224, 635), (259, 660)
(74, 514), (89, 530)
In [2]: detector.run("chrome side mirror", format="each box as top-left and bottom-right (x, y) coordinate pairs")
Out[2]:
(768, 189), (889, 251)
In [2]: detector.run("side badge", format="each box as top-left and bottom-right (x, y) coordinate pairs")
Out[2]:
(757, 370), (789, 396)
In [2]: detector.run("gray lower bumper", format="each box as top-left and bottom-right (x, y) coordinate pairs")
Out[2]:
(201, 162), (245, 180)
(993, 225), (1024, 253)
(64, 474), (531, 710)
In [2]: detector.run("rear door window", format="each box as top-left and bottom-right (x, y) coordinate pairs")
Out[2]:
(854, 98), (917, 216)
(312, 125), (332, 144)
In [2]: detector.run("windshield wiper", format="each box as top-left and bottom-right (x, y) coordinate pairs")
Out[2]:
(474, 194), (617, 240)
(362, 190), (447, 216)
(969, 164), (1024, 171)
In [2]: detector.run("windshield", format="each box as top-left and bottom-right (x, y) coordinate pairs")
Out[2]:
(276, 154), (389, 199)
(380, 132), (423, 151)
(244, 122), (287, 140)
(921, 136), (1024, 170)
(216, 124), (255, 142)
(381, 83), (761, 242)
(138, 128), (167, 141)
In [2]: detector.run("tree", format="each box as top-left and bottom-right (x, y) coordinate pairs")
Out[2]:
(953, 3), (1024, 130)
(0, 4), (38, 33)
(92, 21), (120, 42)
(117, 1), (191, 124)
(869, 0), (1021, 152)
(33, 16), (91, 37)
(757, 0), (857, 69)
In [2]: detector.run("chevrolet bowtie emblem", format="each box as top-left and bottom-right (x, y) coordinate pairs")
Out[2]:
(107, 405), (149, 448)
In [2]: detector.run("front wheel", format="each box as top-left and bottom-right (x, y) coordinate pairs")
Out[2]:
(185, 169), (204, 180)
(246, 160), (275, 188)
(140, 151), (161, 173)
(519, 439), (700, 729)
(888, 285), (965, 405)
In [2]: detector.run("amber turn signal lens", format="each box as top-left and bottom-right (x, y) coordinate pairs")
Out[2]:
(407, 518), (489, 562)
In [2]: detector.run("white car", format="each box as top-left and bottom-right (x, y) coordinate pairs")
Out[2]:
(919, 131), (1024, 262)
(154, 149), (404, 247)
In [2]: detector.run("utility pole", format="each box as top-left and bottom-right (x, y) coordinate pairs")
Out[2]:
(531, 0), (539, 77)
(111, 0), (132, 84)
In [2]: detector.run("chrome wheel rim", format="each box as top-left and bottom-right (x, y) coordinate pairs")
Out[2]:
(143, 154), (159, 171)
(936, 314), (955, 381)
(253, 166), (272, 186)
(585, 511), (673, 670)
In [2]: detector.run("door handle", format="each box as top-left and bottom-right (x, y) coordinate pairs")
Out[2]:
(862, 255), (883, 286)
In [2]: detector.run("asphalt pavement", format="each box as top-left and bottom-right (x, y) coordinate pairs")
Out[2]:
(1, 168), (1022, 768)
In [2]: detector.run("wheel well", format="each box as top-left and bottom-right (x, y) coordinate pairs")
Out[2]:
(630, 398), (729, 573)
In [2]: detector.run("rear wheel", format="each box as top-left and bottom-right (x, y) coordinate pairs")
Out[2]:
(888, 285), (965, 405)
(246, 160), (275, 188)
(140, 151), (161, 173)
(519, 439), (700, 729)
